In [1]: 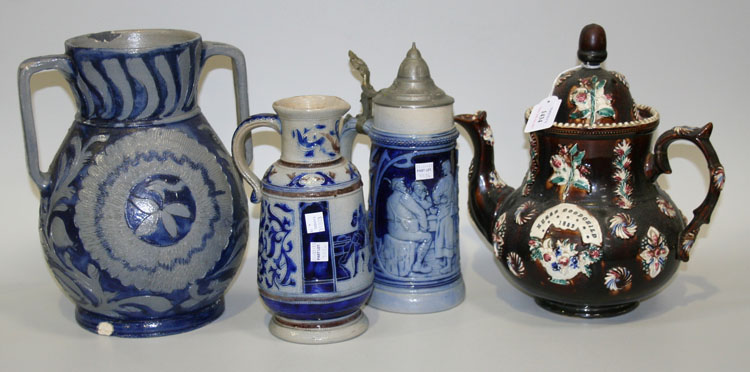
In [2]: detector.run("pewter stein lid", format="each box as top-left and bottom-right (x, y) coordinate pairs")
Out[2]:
(550, 24), (654, 128)
(373, 43), (454, 108)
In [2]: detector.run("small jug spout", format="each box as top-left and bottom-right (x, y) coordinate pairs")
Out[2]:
(455, 111), (514, 241)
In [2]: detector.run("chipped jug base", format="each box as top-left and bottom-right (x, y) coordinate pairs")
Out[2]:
(269, 310), (368, 344)
(534, 298), (639, 318)
(75, 297), (225, 338)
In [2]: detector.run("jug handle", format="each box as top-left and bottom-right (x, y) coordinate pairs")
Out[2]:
(339, 115), (371, 161)
(18, 54), (76, 191)
(646, 123), (724, 262)
(231, 114), (282, 203)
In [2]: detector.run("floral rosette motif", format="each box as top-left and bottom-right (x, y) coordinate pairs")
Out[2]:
(612, 139), (634, 209)
(506, 252), (525, 278)
(75, 129), (233, 293)
(604, 267), (632, 293)
(608, 213), (637, 240)
(530, 237), (602, 285)
(514, 201), (537, 226)
(492, 213), (507, 258)
(548, 143), (591, 201)
(639, 227), (669, 278)
(713, 166), (725, 191)
(568, 75), (616, 124)
(656, 197), (677, 218)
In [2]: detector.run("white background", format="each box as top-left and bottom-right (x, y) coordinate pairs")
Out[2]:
(1, 0), (748, 370)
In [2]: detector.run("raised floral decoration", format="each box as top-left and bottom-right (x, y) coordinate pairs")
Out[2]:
(522, 133), (540, 196)
(568, 75), (616, 124)
(514, 201), (538, 226)
(639, 226), (669, 278)
(656, 197), (677, 218)
(612, 139), (634, 209)
(489, 170), (506, 189)
(530, 237), (602, 285)
(492, 213), (507, 258)
(548, 143), (591, 201)
(609, 213), (637, 240)
(506, 252), (525, 278)
(481, 126), (495, 145)
(604, 267), (632, 292)
(258, 201), (297, 289)
(713, 166), (725, 191)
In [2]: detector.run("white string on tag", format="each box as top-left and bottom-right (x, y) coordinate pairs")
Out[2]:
(524, 64), (583, 133)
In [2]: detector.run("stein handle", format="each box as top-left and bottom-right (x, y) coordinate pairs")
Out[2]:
(18, 54), (77, 191)
(340, 115), (372, 161)
(231, 114), (282, 203)
(646, 123), (724, 261)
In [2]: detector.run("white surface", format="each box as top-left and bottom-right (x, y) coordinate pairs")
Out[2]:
(1, 0), (748, 370)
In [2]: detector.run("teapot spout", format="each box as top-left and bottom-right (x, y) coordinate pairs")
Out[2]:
(455, 111), (514, 241)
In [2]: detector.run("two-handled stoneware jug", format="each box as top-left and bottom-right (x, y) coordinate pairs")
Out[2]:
(18, 29), (250, 336)
(456, 24), (725, 317)
(232, 95), (373, 344)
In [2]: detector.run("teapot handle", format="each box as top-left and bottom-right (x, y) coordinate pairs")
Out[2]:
(18, 54), (77, 191)
(231, 114), (282, 203)
(646, 123), (724, 261)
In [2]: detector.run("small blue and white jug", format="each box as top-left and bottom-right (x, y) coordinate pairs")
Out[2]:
(18, 29), (250, 337)
(232, 95), (373, 344)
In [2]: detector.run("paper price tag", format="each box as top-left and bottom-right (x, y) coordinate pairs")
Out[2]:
(310, 242), (329, 262)
(524, 96), (562, 133)
(415, 162), (434, 181)
(304, 212), (326, 233)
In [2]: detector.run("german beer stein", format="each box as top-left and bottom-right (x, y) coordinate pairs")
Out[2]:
(341, 44), (464, 313)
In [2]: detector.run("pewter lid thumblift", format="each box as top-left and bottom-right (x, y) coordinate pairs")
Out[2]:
(373, 43), (454, 108)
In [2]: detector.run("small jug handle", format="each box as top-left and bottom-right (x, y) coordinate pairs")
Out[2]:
(18, 54), (77, 191)
(646, 123), (724, 261)
(231, 114), (282, 203)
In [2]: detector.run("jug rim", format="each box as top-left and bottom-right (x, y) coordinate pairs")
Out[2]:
(65, 29), (201, 51)
(273, 95), (351, 118)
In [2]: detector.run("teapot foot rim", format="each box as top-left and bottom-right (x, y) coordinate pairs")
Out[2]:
(534, 297), (638, 318)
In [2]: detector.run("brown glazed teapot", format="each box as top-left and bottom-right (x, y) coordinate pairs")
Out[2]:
(456, 24), (725, 317)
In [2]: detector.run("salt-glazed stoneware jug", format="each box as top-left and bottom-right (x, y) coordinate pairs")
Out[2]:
(456, 24), (725, 317)
(340, 44), (464, 313)
(232, 95), (373, 344)
(18, 29), (250, 336)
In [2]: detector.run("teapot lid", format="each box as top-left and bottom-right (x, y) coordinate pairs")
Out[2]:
(549, 24), (658, 129)
(373, 43), (454, 108)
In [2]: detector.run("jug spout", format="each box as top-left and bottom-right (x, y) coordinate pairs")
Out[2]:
(455, 111), (514, 241)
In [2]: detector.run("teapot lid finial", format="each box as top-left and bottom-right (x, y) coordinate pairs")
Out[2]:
(373, 43), (454, 108)
(549, 24), (649, 127)
(578, 24), (607, 67)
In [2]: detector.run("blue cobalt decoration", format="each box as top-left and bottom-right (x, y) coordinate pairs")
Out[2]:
(341, 44), (465, 313)
(232, 95), (373, 344)
(18, 30), (250, 337)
